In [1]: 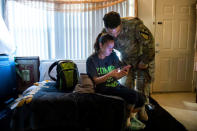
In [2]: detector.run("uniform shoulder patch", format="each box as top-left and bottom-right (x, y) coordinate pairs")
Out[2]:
(140, 30), (149, 40)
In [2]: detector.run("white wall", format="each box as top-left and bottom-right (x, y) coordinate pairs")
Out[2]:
(138, 0), (155, 35)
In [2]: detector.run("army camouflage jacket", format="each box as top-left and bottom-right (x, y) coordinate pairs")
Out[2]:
(101, 17), (155, 82)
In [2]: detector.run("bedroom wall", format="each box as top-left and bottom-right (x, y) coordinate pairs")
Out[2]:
(138, 0), (155, 35)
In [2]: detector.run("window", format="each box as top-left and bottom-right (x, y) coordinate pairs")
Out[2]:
(6, 0), (135, 60)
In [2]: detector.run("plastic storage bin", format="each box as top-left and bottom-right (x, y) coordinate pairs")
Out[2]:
(0, 55), (17, 106)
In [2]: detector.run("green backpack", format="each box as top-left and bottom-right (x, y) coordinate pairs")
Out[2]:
(48, 60), (79, 92)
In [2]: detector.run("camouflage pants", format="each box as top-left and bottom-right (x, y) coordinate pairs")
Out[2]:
(120, 70), (150, 104)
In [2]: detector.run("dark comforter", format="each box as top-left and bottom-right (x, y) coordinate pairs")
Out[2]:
(11, 81), (127, 131)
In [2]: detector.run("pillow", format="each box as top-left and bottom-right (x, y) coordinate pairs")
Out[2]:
(74, 73), (95, 93)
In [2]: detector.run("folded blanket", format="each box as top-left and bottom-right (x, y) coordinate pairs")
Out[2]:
(74, 73), (95, 94)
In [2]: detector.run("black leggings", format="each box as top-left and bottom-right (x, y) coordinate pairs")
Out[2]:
(95, 85), (146, 108)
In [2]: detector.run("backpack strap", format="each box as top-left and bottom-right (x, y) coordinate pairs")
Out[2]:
(48, 61), (58, 81)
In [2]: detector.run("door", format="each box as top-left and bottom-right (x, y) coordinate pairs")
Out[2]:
(153, 0), (196, 92)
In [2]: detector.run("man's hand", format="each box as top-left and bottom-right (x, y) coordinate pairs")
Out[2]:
(121, 65), (131, 72)
(138, 62), (148, 69)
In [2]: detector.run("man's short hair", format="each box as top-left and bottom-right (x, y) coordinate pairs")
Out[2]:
(103, 11), (121, 29)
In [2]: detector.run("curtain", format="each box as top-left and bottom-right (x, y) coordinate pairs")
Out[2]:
(6, 0), (135, 60)
(11, 0), (128, 12)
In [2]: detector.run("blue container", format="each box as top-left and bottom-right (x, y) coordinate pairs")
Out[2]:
(0, 55), (17, 104)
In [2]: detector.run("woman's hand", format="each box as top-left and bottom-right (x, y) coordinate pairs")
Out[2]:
(93, 65), (131, 84)
(108, 68), (119, 77)
(114, 65), (131, 79)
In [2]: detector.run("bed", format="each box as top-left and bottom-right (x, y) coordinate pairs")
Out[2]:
(10, 80), (127, 131)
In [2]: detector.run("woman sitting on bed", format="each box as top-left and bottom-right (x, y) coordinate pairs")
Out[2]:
(86, 33), (146, 130)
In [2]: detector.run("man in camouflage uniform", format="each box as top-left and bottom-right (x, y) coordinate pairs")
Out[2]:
(100, 11), (155, 125)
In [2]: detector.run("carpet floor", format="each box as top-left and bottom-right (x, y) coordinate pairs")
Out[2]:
(141, 97), (187, 131)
